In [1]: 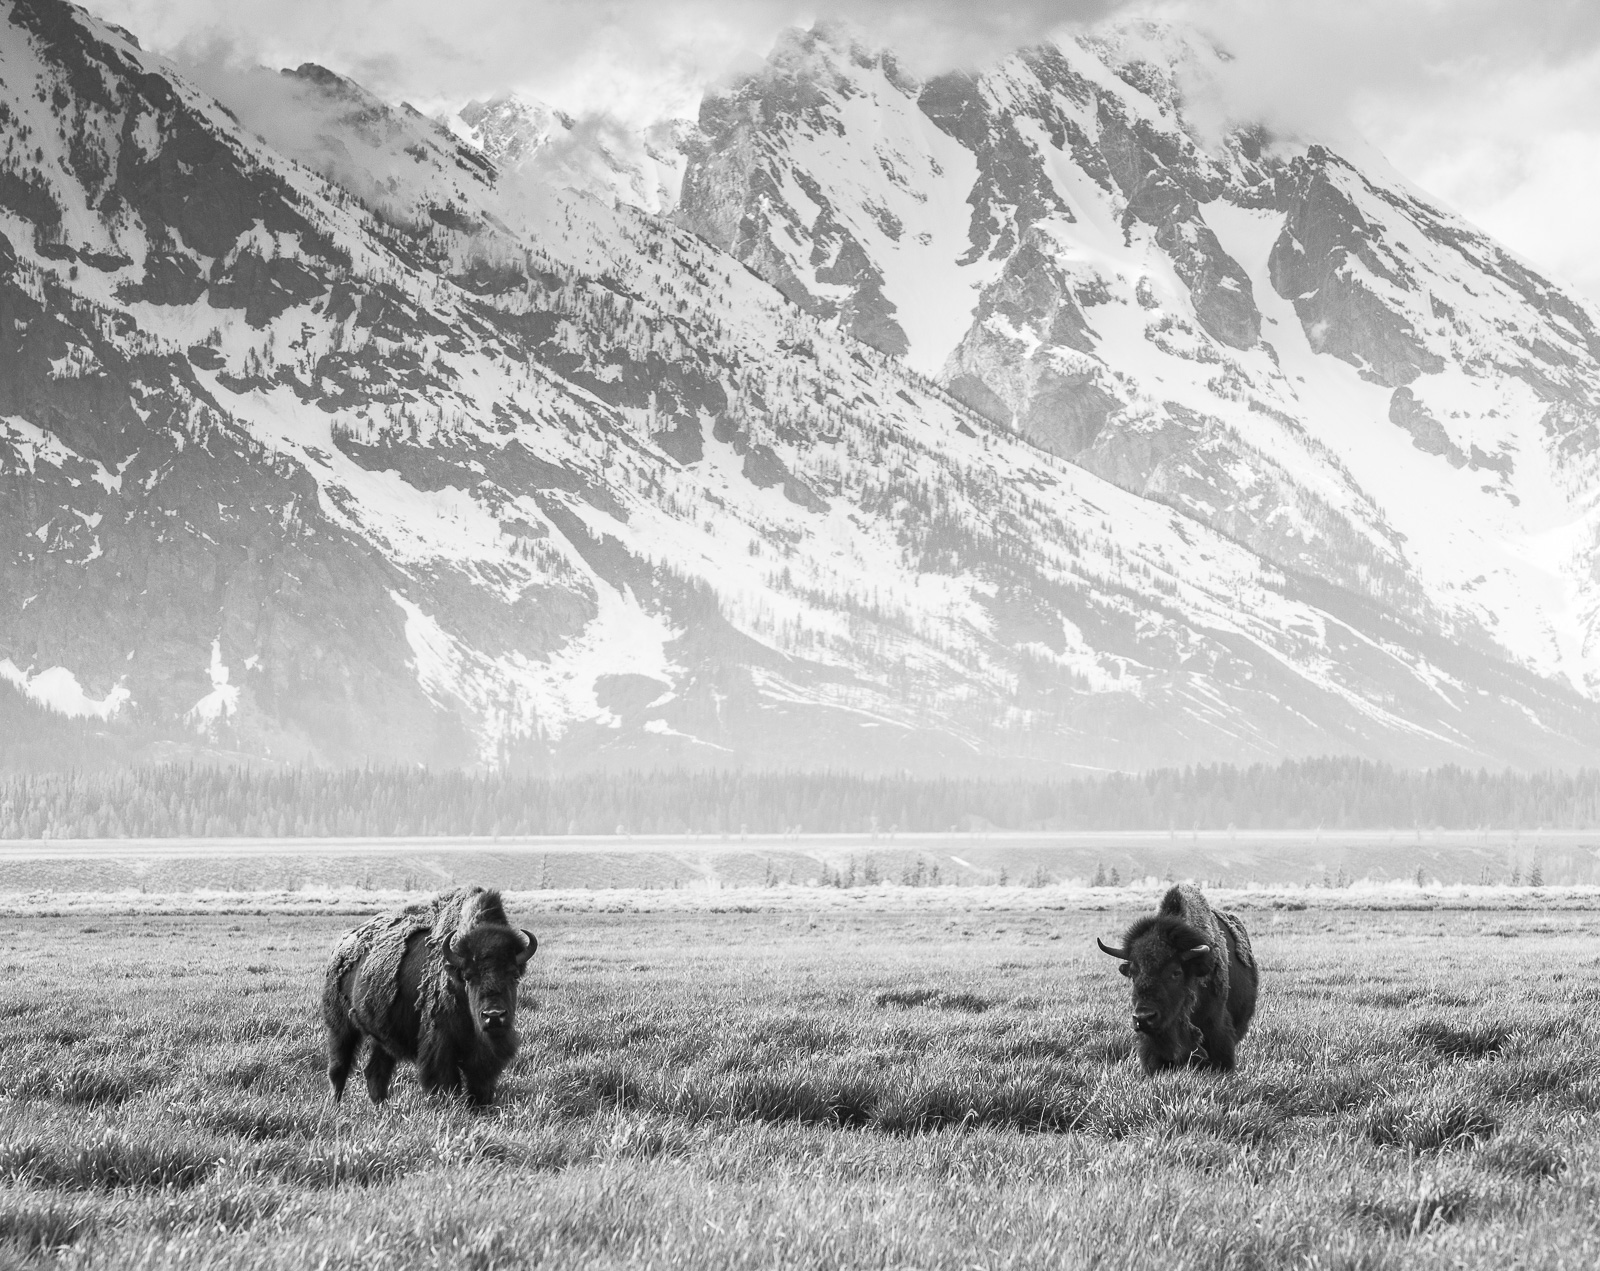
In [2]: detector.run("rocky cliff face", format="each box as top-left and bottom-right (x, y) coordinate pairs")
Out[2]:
(4, 0), (1600, 771)
(676, 21), (1600, 703)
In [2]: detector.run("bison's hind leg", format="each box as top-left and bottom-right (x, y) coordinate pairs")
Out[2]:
(1230, 969), (1258, 1040)
(326, 1018), (362, 1101)
(364, 1046), (398, 1104)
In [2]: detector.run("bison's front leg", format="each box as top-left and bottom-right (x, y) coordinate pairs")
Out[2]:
(417, 1032), (462, 1097)
(1199, 1012), (1238, 1072)
(364, 1046), (397, 1104)
(1204, 1033), (1237, 1071)
(1136, 1027), (1190, 1074)
(460, 1051), (506, 1107)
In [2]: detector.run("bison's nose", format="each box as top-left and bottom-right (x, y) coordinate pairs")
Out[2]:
(481, 1009), (509, 1030)
(1132, 1009), (1157, 1032)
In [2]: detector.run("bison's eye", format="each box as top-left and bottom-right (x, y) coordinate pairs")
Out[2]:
(1168, 965), (1182, 980)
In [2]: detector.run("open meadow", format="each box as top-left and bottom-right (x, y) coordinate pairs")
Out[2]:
(0, 892), (1597, 1269)
(3, 828), (1600, 896)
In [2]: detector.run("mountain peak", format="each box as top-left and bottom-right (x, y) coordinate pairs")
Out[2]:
(442, 93), (687, 215)
(285, 62), (365, 96)
(456, 94), (575, 168)
(7, 0), (1600, 772)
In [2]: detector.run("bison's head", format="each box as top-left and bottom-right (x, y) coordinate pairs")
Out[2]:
(1097, 922), (1212, 1040)
(442, 926), (538, 1041)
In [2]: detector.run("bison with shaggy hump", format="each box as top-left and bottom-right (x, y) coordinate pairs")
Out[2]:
(1096, 884), (1257, 1075)
(323, 886), (537, 1106)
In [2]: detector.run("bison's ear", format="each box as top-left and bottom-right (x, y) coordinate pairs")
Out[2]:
(515, 929), (538, 971)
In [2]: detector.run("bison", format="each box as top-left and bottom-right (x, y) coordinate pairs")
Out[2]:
(323, 885), (537, 1106)
(1096, 883), (1257, 1074)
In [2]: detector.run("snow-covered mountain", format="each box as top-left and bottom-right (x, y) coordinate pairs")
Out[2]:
(679, 22), (1600, 697)
(4, 0), (1600, 772)
(446, 94), (689, 216)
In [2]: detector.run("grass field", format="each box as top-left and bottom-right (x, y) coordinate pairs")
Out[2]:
(1, 899), (1598, 1269)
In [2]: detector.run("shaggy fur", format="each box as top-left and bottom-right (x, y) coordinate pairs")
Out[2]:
(323, 886), (536, 1106)
(1098, 884), (1258, 1075)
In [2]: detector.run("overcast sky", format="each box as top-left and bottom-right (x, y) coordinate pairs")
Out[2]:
(80, 0), (1600, 302)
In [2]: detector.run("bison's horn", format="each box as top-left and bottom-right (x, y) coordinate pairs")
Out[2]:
(1096, 938), (1129, 960)
(515, 928), (537, 968)
(1178, 944), (1211, 960)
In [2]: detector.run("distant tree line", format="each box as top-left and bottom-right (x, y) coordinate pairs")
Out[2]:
(6, 757), (1600, 839)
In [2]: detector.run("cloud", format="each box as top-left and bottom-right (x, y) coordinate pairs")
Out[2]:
(81, 0), (1600, 301)
(1157, 1), (1600, 298)
(83, 0), (1120, 124)
(498, 112), (690, 216)
(1167, 0), (1600, 138)
(171, 42), (447, 227)
(87, 0), (1600, 164)
(1367, 47), (1600, 300)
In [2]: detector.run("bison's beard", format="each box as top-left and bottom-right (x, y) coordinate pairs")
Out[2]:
(1136, 1021), (1205, 1073)
(1134, 985), (1204, 1073)
(474, 1021), (521, 1065)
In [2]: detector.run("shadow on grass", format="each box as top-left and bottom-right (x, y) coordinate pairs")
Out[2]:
(1360, 1090), (1498, 1152)
(0, 1193), (97, 1255)
(148, 1185), (290, 1235)
(1410, 1020), (1510, 1060)
(1344, 1175), (1478, 1235)
(2, 1058), (166, 1107)
(0, 1136), (216, 1191)
(875, 988), (991, 1013)
(190, 1096), (327, 1143)
(1480, 1135), (1566, 1180)
(551, 1059), (1184, 1138)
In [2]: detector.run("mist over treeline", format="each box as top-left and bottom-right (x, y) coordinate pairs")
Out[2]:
(6, 759), (1600, 839)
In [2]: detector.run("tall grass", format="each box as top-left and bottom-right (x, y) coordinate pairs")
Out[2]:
(0, 906), (1595, 1267)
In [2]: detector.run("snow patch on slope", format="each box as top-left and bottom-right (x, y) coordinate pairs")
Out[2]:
(0, 660), (130, 720)
(186, 640), (240, 732)
(1205, 201), (1593, 688)
(393, 585), (682, 757)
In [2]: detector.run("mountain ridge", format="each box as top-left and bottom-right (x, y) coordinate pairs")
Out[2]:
(4, 0), (1600, 772)
(672, 20), (1600, 698)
